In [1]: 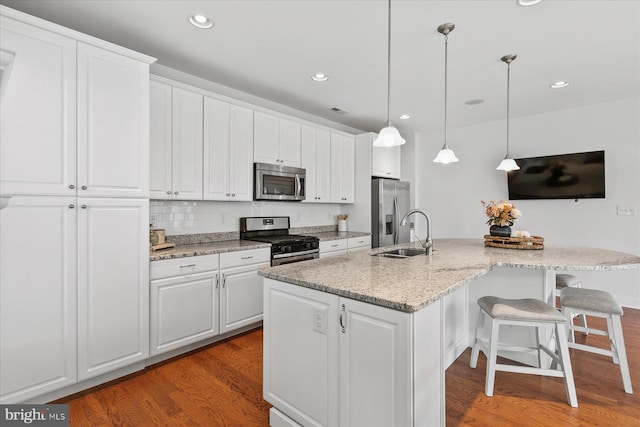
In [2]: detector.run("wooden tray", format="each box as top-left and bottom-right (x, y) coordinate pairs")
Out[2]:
(151, 242), (176, 251)
(484, 235), (544, 250)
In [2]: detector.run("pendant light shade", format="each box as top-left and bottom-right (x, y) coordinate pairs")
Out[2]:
(373, 0), (405, 148)
(496, 54), (520, 171)
(433, 23), (459, 164)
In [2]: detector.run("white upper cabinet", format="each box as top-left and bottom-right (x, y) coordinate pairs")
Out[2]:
(77, 43), (150, 198)
(370, 132), (402, 179)
(149, 82), (204, 200)
(254, 111), (301, 167)
(171, 87), (204, 200)
(301, 125), (331, 203)
(0, 18), (76, 196)
(330, 133), (355, 203)
(204, 97), (254, 201)
(149, 80), (173, 199)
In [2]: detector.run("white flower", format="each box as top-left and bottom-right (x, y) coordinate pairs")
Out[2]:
(512, 208), (522, 219)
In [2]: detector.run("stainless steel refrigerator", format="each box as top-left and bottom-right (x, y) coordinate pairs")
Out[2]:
(371, 178), (410, 248)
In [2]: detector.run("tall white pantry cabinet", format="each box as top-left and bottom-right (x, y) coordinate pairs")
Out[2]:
(0, 6), (155, 404)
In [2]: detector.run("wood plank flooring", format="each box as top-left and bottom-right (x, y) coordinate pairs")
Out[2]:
(56, 308), (640, 426)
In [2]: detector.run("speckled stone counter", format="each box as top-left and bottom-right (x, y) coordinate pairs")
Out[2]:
(258, 238), (640, 312)
(150, 240), (270, 261)
(304, 230), (371, 241)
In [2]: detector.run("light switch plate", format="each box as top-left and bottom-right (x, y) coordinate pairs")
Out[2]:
(313, 308), (326, 334)
(149, 214), (158, 227)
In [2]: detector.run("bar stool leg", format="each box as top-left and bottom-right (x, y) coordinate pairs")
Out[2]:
(611, 314), (633, 394)
(606, 317), (620, 364)
(555, 322), (578, 407)
(485, 319), (500, 397)
(535, 326), (544, 368)
(470, 309), (485, 369)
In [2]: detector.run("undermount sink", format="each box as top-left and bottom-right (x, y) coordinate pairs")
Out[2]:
(374, 248), (427, 258)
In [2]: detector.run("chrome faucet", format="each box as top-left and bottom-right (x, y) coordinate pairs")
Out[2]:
(400, 209), (433, 255)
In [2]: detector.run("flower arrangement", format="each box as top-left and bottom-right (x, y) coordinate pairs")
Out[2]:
(482, 200), (522, 227)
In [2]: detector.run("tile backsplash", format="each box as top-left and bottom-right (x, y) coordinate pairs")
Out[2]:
(150, 200), (343, 235)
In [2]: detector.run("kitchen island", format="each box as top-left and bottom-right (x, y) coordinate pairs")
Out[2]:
(259, 239), (640, 427)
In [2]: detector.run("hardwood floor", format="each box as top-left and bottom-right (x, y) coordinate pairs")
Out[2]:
(57, 308), (640, 426)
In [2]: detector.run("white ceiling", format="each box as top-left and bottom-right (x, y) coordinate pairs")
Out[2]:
(2, 0), (639, 138)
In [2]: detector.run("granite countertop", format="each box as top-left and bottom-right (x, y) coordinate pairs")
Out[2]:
(149, 240), (271, 261)
(258, 238), (640, 313)
(149, 230), (371, 261)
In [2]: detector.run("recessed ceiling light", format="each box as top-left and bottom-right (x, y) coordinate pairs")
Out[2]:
(518, 0), (543, 6)
(311, 73), (328, 82)
(398, 114), (411, 120)
(189, 15), (213, 29)
(550, 81), (570, 89)
(465, 99), (485, 105)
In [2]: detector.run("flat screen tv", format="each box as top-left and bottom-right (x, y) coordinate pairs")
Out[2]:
(507, 150), (605, 200)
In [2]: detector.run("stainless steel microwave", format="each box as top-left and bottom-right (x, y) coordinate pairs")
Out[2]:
(254, 163), (306, 201)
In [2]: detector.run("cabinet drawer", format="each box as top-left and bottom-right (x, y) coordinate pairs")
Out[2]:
(150, 254), (219, 280)
(319, 239), (348, 253)
(220, 248), (271, 269)
(348, 236), (371, 250)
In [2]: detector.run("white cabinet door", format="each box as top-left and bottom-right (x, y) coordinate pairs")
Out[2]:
(228, 104), (254, 201)
(150, 272), (219, 356)
(77, 198), (149, 380)
(0, 197), (77, 403)
(301, 125), (318, 202)
(220, 262), (269, 334)
(278, 118), (301, 167)
(315, 129), (332, 202)
(77, 43), (149, 198)
(204, 99), (254, 201)
(263, 279), (340, 427)
(203, 97), (230, 200)
(254, 111), (301, 167)
(330, 133), (355, 203)
(149, 80), (173, 199)
(0, 18), (76, 197)
(347, 236), (372, 253)
(339, 298), (412, 427)
(371, 132), (401, 179)
(253, 111), (280, 165)
(171, 87), (203, 200)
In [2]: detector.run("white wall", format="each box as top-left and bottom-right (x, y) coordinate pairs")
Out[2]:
(412, 97), (640, 307)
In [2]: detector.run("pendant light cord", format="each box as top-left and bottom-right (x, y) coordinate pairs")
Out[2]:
(386, 0), (391, 126)
(444, 32), (449, 148)
(506, 60), (511, 156)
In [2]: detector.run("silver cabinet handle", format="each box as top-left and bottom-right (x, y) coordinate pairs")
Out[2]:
(340, 304), (346, 333)
(81, 204), (87, 209)
(174, 191), (179, 195)
(215, 274), (219, 289)
(166, 191), (172, 195)
(222, 273), (226, 288)
(179, 264), (196, 268)
(69, 204), (75, 209)
(330, 244), (338, 247)
(226, 193), (230, 196)
(69, 184), (75, 189)
(81, 185), (87, 190)
(241, 256), (254, 260)
(231, 193), (235, 197)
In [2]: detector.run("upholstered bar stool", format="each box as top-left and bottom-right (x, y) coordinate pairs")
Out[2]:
(556, 274), (588, 333)
(470, 296), (578, 407)
(560, 287), (633, 394)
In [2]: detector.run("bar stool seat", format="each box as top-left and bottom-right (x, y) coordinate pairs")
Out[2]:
(561, 287), (632, 394)
(470, 296), (578, 407)
(556, 274), (588, 334)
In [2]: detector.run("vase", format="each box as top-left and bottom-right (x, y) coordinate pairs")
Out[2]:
(489, 225), (512, 237)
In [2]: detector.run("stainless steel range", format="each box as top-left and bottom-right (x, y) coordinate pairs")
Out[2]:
(240, 216), (319, 266)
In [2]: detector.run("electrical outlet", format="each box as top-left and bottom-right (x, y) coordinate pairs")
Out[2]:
(149, 214), (158, 227)
(616, 206), (636, 216)
(313, 309), (326, 334)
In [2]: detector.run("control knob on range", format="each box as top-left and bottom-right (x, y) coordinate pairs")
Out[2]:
(280, 244), (292, 253)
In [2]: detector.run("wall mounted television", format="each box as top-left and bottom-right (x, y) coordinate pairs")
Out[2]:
(507, 150), (605, 200)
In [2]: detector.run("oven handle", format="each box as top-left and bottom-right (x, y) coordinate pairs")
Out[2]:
(272, 248), (319, 259)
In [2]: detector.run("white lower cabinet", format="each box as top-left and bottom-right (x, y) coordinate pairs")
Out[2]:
(150, 248), (269, 356)
(347, 236), (371, 253)
(264, 279), (429, 427)
(319, 239), (348, 258)
(0, 196), (149, 402)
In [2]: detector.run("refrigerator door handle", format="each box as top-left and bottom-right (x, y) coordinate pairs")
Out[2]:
(393, 190), (399, 245)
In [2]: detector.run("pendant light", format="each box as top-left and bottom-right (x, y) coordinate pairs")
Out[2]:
(373, 0), (406, 147)
(433, 23), (459, 164)
(496, 54), (520, 171)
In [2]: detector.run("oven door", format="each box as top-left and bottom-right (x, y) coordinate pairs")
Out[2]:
(255, 163), (305, 201)
(272, 250), (319, 266)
